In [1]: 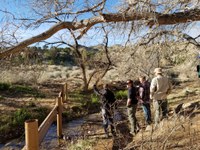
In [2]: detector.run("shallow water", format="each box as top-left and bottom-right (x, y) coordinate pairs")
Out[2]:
(0, 116), (88, 150)
(0, 139), (24, 150)
(0, 144), (3, 149)
(40, 117), (86, 149)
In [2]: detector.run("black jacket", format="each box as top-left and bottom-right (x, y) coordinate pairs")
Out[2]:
(128, 86), (138, 105)
(93, 85), (116, 108)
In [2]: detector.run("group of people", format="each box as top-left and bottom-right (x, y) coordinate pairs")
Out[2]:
(93, 67), (172, 138)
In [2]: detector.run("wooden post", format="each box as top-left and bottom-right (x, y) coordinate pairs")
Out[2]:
(58, 92), (63, 113)
(62, 83), (68, 103)
(25, 119), (39, 150)
(57, 96), (63, 138)
(65, 83), (68, 101)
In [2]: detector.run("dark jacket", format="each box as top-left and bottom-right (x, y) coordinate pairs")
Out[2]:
(138, 81), (150, 103)
(93, 85), (116, 108)
(128, 86), (138, 105)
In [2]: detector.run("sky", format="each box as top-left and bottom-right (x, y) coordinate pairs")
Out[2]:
(0, 0), (127, 47)
(0, 0), (200, 48)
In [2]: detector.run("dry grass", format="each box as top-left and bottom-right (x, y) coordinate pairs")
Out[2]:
(125, 113), (200, 150)
(0, 65), (70, 84)
(123, 91), (200, 150)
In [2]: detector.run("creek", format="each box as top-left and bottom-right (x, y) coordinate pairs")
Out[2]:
(0, 110), (123, 150)
(0, 116), (86, 150)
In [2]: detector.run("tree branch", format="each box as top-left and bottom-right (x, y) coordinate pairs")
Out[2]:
(1, 8), (200, 58)
(148, 8), (200, 27)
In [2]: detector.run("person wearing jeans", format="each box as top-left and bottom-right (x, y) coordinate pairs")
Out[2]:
(138, 76), (152, 125)
(93, 84), (116, 138)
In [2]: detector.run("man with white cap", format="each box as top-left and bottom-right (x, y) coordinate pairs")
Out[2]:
(150, 68), (172, 127)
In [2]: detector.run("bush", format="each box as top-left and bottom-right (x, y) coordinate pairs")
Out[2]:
(9, 85), (46, 98)
(12, 108), (31, 126)
(0, 106), (49, 142)
(27, 101), (36, 107)
(11, 85), (33, 93)
(91, 94), (99, 104)
(0, 95), (3, 100)
(115, 90), (127, 100)
(32, 107), (49, 124)
(0, 83), (11, 90)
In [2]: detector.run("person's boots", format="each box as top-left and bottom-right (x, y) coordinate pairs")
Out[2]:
(136, 122), (141, 133)
(104, 127), (109, 138)
(111, 125), (116, 137)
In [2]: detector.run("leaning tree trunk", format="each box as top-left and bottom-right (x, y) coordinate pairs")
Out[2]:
(80, 62), (88, 92)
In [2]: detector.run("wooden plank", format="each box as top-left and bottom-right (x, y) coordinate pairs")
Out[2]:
(57, 97), (63, 138)
(38, 105), (57, 144)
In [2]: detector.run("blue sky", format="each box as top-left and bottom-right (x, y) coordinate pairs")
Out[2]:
(0, 0), (200, 47)
(0, 0), (127, 47)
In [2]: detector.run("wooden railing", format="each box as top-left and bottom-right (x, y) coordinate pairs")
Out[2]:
(23, 83), (67, 150)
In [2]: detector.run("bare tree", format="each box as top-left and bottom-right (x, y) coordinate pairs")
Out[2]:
(93, 26), (113, 85)
(0, 0), (200, 88)
(1, 0), (200, 58)
(66, 29), (90, 91)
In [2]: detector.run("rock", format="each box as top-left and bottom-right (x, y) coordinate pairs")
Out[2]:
(145, 125), (152, 131)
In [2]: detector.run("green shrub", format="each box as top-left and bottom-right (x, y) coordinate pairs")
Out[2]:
(0, 106), (49, 143)
(69, 92), (87, 103)
(115, 90), (127, 99)
(0, 83), (11, 90)
(0, 95), (4, 100)
(9, 85), (46, 98)
(10, 85), (33, 93)
(91, 94), (99, 104)
(27, 101), (36, 107)
(62, 111), (73, 121)
(12, 108), (31, 126)
(0, 83), (45, 98)
(35, 92), (46, 98)
(10, 107), (48, 128)
(32, 107), (49, 124)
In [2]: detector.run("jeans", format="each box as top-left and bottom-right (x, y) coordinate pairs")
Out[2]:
(141, 103), (152, 125)
(101, 107), (115, 135)
(153, 100), (168, 125)
(127, 104), (139, 133)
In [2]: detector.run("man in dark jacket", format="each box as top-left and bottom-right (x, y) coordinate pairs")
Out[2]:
(126, 79), (140, 135)
(93, 84), (116, 138)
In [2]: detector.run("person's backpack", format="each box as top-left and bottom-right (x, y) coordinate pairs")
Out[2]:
(139, 81), (150, 101)
(104, 89), (116, 104)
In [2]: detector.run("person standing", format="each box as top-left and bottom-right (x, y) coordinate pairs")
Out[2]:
(138, 76), (152, 125)
(93, 84), (116, 138)
(150, 68), (171, 127)
(126, 79), (140, 135)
